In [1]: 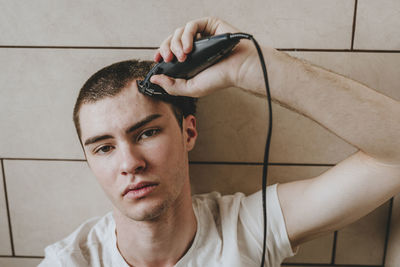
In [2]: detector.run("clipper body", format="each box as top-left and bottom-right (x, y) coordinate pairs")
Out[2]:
(137, 33), (240, 98)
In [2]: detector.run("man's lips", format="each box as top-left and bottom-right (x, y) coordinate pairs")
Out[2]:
(122, 181), (159, 197)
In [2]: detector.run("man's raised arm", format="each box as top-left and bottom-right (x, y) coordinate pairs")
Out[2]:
(150, 17), (400, 248)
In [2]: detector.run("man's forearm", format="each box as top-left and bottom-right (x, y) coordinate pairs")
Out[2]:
(238, 47), (400, 164)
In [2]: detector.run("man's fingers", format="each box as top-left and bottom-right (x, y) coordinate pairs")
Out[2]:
(156, 17), (225, 63)
(182, 17), (219, 54)
(154, 50), (162, 62)
(182, 21), (199, 54)
(159, 35), (173, 62)
(171, 27), (186, 62)
(150, 73), (213, 98)
(190, 17), (218, 36)
(150, 74), (185, 96)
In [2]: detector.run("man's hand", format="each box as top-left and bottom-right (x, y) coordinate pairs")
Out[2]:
(150, 17), (259, 97)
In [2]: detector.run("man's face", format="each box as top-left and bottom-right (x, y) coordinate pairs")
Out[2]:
(79, 81), (197, 221)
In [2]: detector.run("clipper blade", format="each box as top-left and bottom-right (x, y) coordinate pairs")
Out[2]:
(136, 80), (170, 98)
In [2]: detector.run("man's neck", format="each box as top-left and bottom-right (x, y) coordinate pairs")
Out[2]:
(113, 189), (197, 267)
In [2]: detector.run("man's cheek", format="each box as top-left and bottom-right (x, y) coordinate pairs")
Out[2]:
(148, 140), (171, 159)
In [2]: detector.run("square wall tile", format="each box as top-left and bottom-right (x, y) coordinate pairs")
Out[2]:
(190, 88), (269, 163)
(0, 162), (12, 255)
(335, 201), (390, 265)
(290, 52), (400, 101)
(385, 194), (400, 267)
(190, 164), (263, 196)
(189, 163), (330, 195)
(0, 0), (354, 48)
(0, 257), (42, 267)
(269, 104), (357, 164)
(4, 160), (113, 256)
(190, 88), (357, 164)
(283, 233), (334, 264)
(354, 0), (400, 50)
(0, 49), (154, 159)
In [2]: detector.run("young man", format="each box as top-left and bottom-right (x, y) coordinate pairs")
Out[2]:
(40, 17), (400, 267)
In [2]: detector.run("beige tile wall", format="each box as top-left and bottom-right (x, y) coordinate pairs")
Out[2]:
(4, 160), (112, 256)
(0, 49), (154, 159)
(335, 202), (390, 265)
(386, 195), (400, 267)
(355, 0), (400, 50)
(1, 0), (399, 266)
(0, 258), (42, 267)
(0, 162), (12, 255)
(0, 0), (354, 48)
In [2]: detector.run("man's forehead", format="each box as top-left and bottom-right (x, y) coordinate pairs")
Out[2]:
(78, 84), (171, 138)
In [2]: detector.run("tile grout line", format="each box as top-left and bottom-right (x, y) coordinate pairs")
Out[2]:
(331, 231), (338, 264)
(381, 197), (394, 267)
(280, 49), (400, 53)
(1, 157), (86, 162)
(0, 45), (158, 50)
(0, 255), (43, 259)
(190, 161), (335, 167)
(281, 263), (382, 266)
(1, 160), (15, 256)
(0, 46), (400, 53)
(0, 157), (335, 167)
(351, 0), (359, 50)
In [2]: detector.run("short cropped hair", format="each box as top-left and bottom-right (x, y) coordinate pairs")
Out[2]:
(73, 59), (197, 141)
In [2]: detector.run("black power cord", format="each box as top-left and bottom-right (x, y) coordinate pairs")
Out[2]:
(230, 33), (272, 267)
(139, 32), (273, 266)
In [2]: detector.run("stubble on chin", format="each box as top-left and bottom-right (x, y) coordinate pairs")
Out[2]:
(132, 199), (170, 222)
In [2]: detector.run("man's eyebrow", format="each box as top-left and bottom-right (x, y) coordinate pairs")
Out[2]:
(126, 114), (162, 134)
(83, 114), (162, 146)
(84, 134), (113, 146)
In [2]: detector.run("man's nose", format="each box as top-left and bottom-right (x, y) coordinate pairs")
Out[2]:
(119, 144), (146, 176)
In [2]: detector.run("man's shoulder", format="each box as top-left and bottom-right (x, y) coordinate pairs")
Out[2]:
(44, 212), (114, 258)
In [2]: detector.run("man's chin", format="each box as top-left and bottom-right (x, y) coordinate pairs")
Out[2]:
(124, 199), (170, 222)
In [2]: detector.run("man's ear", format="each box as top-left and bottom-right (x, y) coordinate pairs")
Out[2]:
(182, 115), (198, 151)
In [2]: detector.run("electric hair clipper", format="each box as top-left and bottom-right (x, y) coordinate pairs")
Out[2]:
(137, 33), (241, 98)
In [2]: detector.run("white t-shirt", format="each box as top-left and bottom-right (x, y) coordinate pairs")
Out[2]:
(39, 184), (294, 267)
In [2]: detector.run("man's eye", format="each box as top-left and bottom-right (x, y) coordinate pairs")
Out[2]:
(139, 129), (160, 140)
(94, 145), (113, 154)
